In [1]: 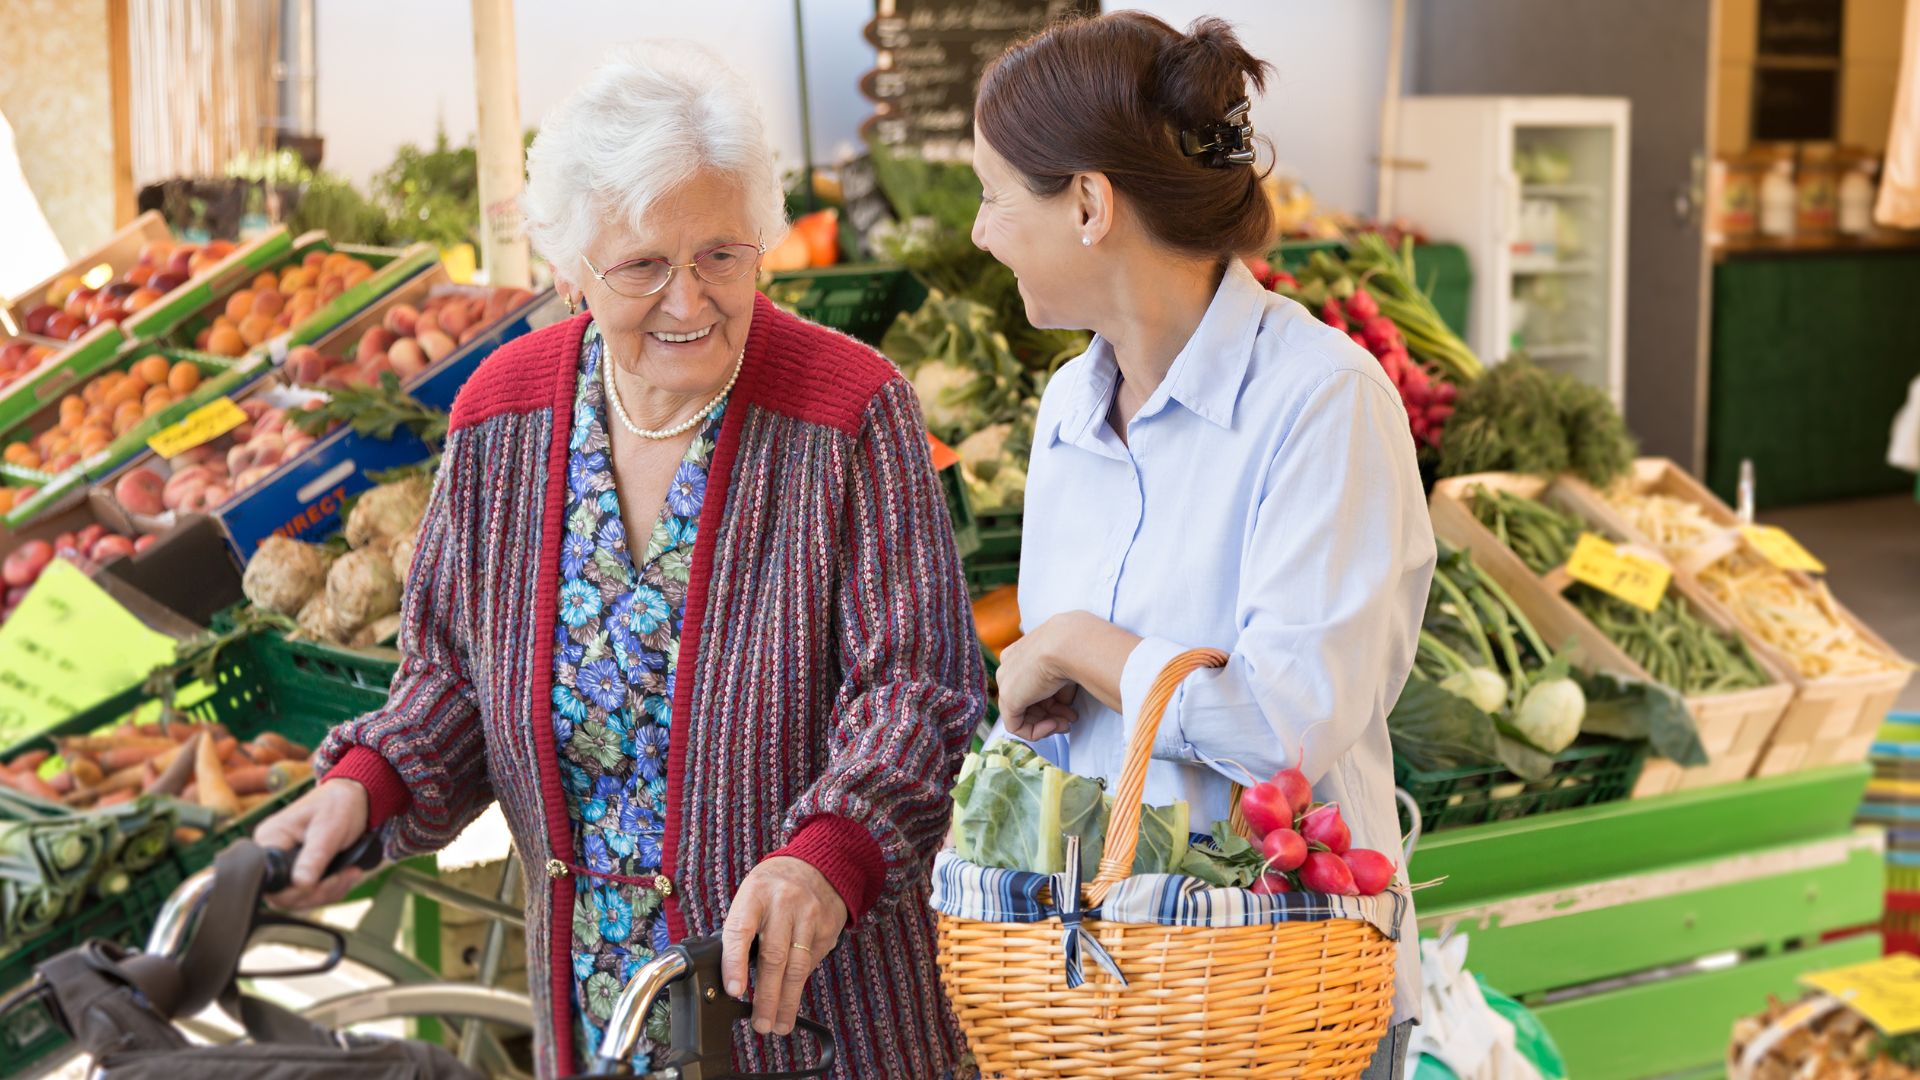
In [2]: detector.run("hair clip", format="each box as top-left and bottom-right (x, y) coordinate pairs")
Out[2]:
(1179, 98), (1256, 167)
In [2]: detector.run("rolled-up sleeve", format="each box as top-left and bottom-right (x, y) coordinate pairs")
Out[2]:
(1130, 369), (1435, 785)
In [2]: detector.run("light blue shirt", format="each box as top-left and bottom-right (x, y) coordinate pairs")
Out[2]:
(1008, 259), (1435, 1020)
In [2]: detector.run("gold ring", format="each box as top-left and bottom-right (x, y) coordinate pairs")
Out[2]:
(791, 942), (813, 953)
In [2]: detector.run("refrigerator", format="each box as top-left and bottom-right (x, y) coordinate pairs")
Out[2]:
(1391, 96), (1631, 408)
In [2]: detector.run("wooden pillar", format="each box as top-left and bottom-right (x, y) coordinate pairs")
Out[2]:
(107, 0), (135, 225)
(471, 0), (530, 287)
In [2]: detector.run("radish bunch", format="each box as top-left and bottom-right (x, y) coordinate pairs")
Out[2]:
(1316, 291), (1456, 450)
(1238, 767), (1397, 897)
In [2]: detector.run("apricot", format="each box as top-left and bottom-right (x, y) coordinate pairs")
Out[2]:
(58, 395), (85, 427)
(281, 267), (314, 292)
(206, 326), (245, 357)
(238, 314), (275, 346)
(224, 290), (255, 322)
(195, 326), (214, 350)
(131, 354), (170, 386)
(104, 377), (148, 409)
(253, 271), (279, 292)
(251, 290), (285, 318)
(143, 385), (176, 412)
(84, 403), (113, 428)
(112, 401), (144, 435)
(167, 362), (202, 394)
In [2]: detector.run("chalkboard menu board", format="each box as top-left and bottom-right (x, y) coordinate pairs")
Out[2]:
(1757, 0), (1843, 58)
(861, 0), (1099, 160)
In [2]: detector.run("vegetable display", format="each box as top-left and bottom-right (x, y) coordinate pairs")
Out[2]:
(2, 354), (207, 474)
(1468, 487), (1770, 695)
(1437, 354), (1636, 488)
(243, 474), (427, 649)
(1604, 489), (1907, 679)
(1732, 994), (1920, 1079)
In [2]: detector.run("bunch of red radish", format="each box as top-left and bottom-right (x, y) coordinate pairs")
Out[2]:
(1243, 257), (1457, 451)
(1239, 766), (1396, 897)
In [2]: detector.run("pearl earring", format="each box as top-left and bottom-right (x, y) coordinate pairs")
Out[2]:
(1082, 236), (1092, 247)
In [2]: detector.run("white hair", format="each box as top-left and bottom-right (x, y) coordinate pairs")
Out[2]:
(520, 40), (789, 275)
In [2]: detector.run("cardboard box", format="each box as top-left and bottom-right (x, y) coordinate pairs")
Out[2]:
(0, 502), (217, 641)
(1429, 472), (1796, 797)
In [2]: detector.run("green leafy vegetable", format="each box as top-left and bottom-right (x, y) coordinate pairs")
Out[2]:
(1437, 354), (1635, 487)
(1576, 671), (1708, 766)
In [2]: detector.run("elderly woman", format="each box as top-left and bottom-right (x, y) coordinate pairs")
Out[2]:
(256, 42), (981, 1079)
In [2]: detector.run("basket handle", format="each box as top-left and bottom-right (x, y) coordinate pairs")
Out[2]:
(1087, 647), (1229, 905)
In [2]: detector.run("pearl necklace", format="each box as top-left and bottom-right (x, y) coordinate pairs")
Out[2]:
(602, 346), (743, 440)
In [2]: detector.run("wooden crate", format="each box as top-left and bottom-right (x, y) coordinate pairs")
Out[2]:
(4, 211), (173, 324)
(1431, 472), (1795, 796)
(1561, 458), (1912, 776)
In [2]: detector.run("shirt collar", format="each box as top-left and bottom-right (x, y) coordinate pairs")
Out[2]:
(1057, 259), (1266, 448)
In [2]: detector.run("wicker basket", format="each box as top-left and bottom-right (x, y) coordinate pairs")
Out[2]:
(935, 649), (1398, 1079)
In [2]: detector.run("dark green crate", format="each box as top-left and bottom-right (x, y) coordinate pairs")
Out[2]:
(1396, 737), (1648, 833)
(0, 859), (184, 1075)
(763, 264), (927, 347)
(0, 630), (391, 988)
(941, 465), (979, 561)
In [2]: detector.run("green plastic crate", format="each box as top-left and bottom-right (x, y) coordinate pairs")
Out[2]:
(1396, 737), (1648, 833)
(763, 264), (927, 347)
(210, 605), (401, 693)
(0, 859), (185, 1076)
(963, 509), (1021, 596)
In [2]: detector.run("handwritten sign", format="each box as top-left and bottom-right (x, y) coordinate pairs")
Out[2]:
(1740, 524), (1826, 574)
(861, 0), (1099, 156)
(1801, 953), (1920, 1035)
(148, 396), (246, 459)
(0, 561), (177, 746)
(1566, 532), (1671, 612)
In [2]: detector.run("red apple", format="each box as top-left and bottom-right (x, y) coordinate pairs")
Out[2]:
(23, 304), (57, 335)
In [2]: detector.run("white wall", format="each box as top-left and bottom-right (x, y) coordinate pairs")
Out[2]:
(315, 1), (1394, 212)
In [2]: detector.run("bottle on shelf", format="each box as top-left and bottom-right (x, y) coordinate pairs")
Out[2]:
(1760, 159), (1797, 239)
(1839, 158), (1878, 236)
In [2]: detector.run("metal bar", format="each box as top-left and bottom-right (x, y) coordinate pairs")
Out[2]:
(386, 866), (527, 929)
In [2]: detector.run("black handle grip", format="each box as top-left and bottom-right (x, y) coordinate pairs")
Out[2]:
(261, 831), (383, 894)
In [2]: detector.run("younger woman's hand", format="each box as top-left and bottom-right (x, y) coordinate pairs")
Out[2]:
(996, 624), (1079, 740)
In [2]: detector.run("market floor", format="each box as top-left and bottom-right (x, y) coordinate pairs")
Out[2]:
(1762, 493), (1920, 714)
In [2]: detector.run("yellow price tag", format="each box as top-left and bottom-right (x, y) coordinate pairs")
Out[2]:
(147, 396), (247, 459)
(1801, 953), (1920, 1035)
(1565, 532), (1671, 612)
(1740, 524), (1826, 574)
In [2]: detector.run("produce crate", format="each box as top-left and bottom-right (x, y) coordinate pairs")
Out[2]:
(1395, 736), (1647, 832)
(763, 264), (927, 347)
(283, 263), (541, 394)
(0, 348), (264, 530)
(1430, 472), (1796, 796)
(0, 327), (128, 450)
(1410, 765), (1880, 1079)
(1561, 458), (1913, 776)
(963, 510), (1021, 596)
(211, 603), (401, 690)
(131, 233), (437, 364)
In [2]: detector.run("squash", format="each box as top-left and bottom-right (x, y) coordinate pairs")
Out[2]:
(972, 585), (1022, 654)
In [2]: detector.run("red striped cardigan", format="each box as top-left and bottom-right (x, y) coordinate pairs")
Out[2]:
(315, 296), (983, 1078)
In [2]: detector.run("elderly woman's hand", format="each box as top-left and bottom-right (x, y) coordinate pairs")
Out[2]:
(720, 856), (848, 1037)
(254, 778), (373, 909)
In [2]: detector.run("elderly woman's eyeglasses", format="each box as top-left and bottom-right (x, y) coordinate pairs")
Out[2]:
(582, 242), (764, 299)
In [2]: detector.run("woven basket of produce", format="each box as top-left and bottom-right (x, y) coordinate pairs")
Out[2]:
(933, 649), (1402, 1079)
(1730, 994), (1920, 1079)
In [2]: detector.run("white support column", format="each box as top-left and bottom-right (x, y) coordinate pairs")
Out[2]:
(471, 0), (530, 287)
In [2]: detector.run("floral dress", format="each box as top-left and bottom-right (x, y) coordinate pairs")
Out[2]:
(551, 321), (724, 1067)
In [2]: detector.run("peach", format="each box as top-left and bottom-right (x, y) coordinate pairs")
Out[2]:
(416, 331), (456, 365)
(388, 338), (427, 378)
(134, 534), (157, 554)
(383, 304), (419, 337)
(195, 326), (214, 351)
(251, 289), (285, 318)
(253, 409), (288, 438)
(137, 241), (172, 267)
(46, 452), (80, 472)
(285, 345), (329, 385)
(302, 251), (327, 272)
(233, 464), (278, 490)
(228, 433), (285, 474)
(125, 287), (162, 312)
(281, 432), (316, 458)
(435, 301), (472, 338)
(238, 314), (276, 347)
(115, 469), (165, 516)
(356, 327), (396, 363)
(415, 310), (443, 339)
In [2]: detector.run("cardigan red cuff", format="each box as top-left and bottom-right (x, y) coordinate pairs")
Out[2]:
(324, 746), (413, 829)
(770, 814), (887, 923)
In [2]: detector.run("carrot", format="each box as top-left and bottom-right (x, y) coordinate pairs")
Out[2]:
(266, 761), (313, 792)
(46, 770), (73, 794)
(252, 732), (302, 760)
(244, 740), (284, 765)
(6, 749), (49, 772)
(173, 826), (205, 845)
(214, 736), (240, 764)
(96, 789), (135, 807)
(99, 744), (169, 772)
(0, 768), (60, 800)
(181, 782), (198, 803)
(195, 731), (240, 817)
(67, 761), (146, 805)
(224, 764), (272, 795)
(146, 732), (200, 797)
(236, 793), (275, 814)
(70, 757), (104, 789)
(58, 735), (173, 755)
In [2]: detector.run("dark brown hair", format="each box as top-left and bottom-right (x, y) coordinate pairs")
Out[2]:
(975, 12), (1276, 259)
